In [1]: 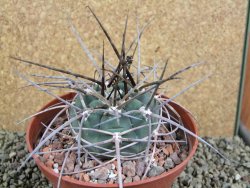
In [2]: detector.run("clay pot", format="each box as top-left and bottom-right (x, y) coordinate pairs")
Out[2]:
(26, 92), (198, 188)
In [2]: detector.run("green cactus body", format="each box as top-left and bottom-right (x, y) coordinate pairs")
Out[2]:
(69, 83), (161, 158)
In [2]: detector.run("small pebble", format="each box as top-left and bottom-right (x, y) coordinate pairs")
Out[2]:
(123, 161), (136, 177)
(91, 167), (109, 180)
(235, 174), (241, 181)
(170, 152), (182, 165)
(83, 174), (90, 182)
(9, 152), (17, 158)
(148, 166), (165, 177)
(135, 160), (145, 177)
(53, 163), (59, 169)
(108, 171), (117, 179)
(164, 157), (175, 169)
(133, 175), (140, 182)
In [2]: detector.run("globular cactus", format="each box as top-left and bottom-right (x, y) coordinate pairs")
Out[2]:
(69, 82), (161, 158)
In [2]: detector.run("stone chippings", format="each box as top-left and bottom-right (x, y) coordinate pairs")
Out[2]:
(0, 131), (52, 188)
(0, 130), (250, 187)
(173, 137), (250, 188)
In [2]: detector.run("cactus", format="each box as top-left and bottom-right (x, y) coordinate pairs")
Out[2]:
(13, 6), (211, 188)
(69, 82), (161, 157)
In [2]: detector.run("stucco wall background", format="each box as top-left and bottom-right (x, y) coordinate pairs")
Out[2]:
(0, 0), (247, 136)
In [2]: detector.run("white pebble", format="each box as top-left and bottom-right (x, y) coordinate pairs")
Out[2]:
(53, 168), (59, 174)
(53, 163), (59, 169)
(9, 152), (16, 158)
(109, 172), (117, 179)
(235, 174), (241, 181)
(111, 164), (115, 170)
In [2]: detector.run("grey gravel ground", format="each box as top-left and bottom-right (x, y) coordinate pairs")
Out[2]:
(0, 130), (249, 188)
(173, 137), (250, 188)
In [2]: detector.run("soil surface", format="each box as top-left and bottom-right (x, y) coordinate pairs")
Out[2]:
(36, 116), (189, 184)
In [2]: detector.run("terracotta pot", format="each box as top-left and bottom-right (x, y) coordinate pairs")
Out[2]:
(26, 92), (198, 188)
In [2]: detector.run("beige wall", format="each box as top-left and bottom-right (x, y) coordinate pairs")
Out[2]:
(0, 0), (247, 136)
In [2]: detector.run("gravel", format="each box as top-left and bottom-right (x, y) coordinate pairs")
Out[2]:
(0, 131), (51, 188)
(0, 130), (249, 187)
(173, 137), (250, 188)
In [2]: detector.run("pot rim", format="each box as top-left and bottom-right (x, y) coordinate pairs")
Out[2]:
(26, 92), (198, 187)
